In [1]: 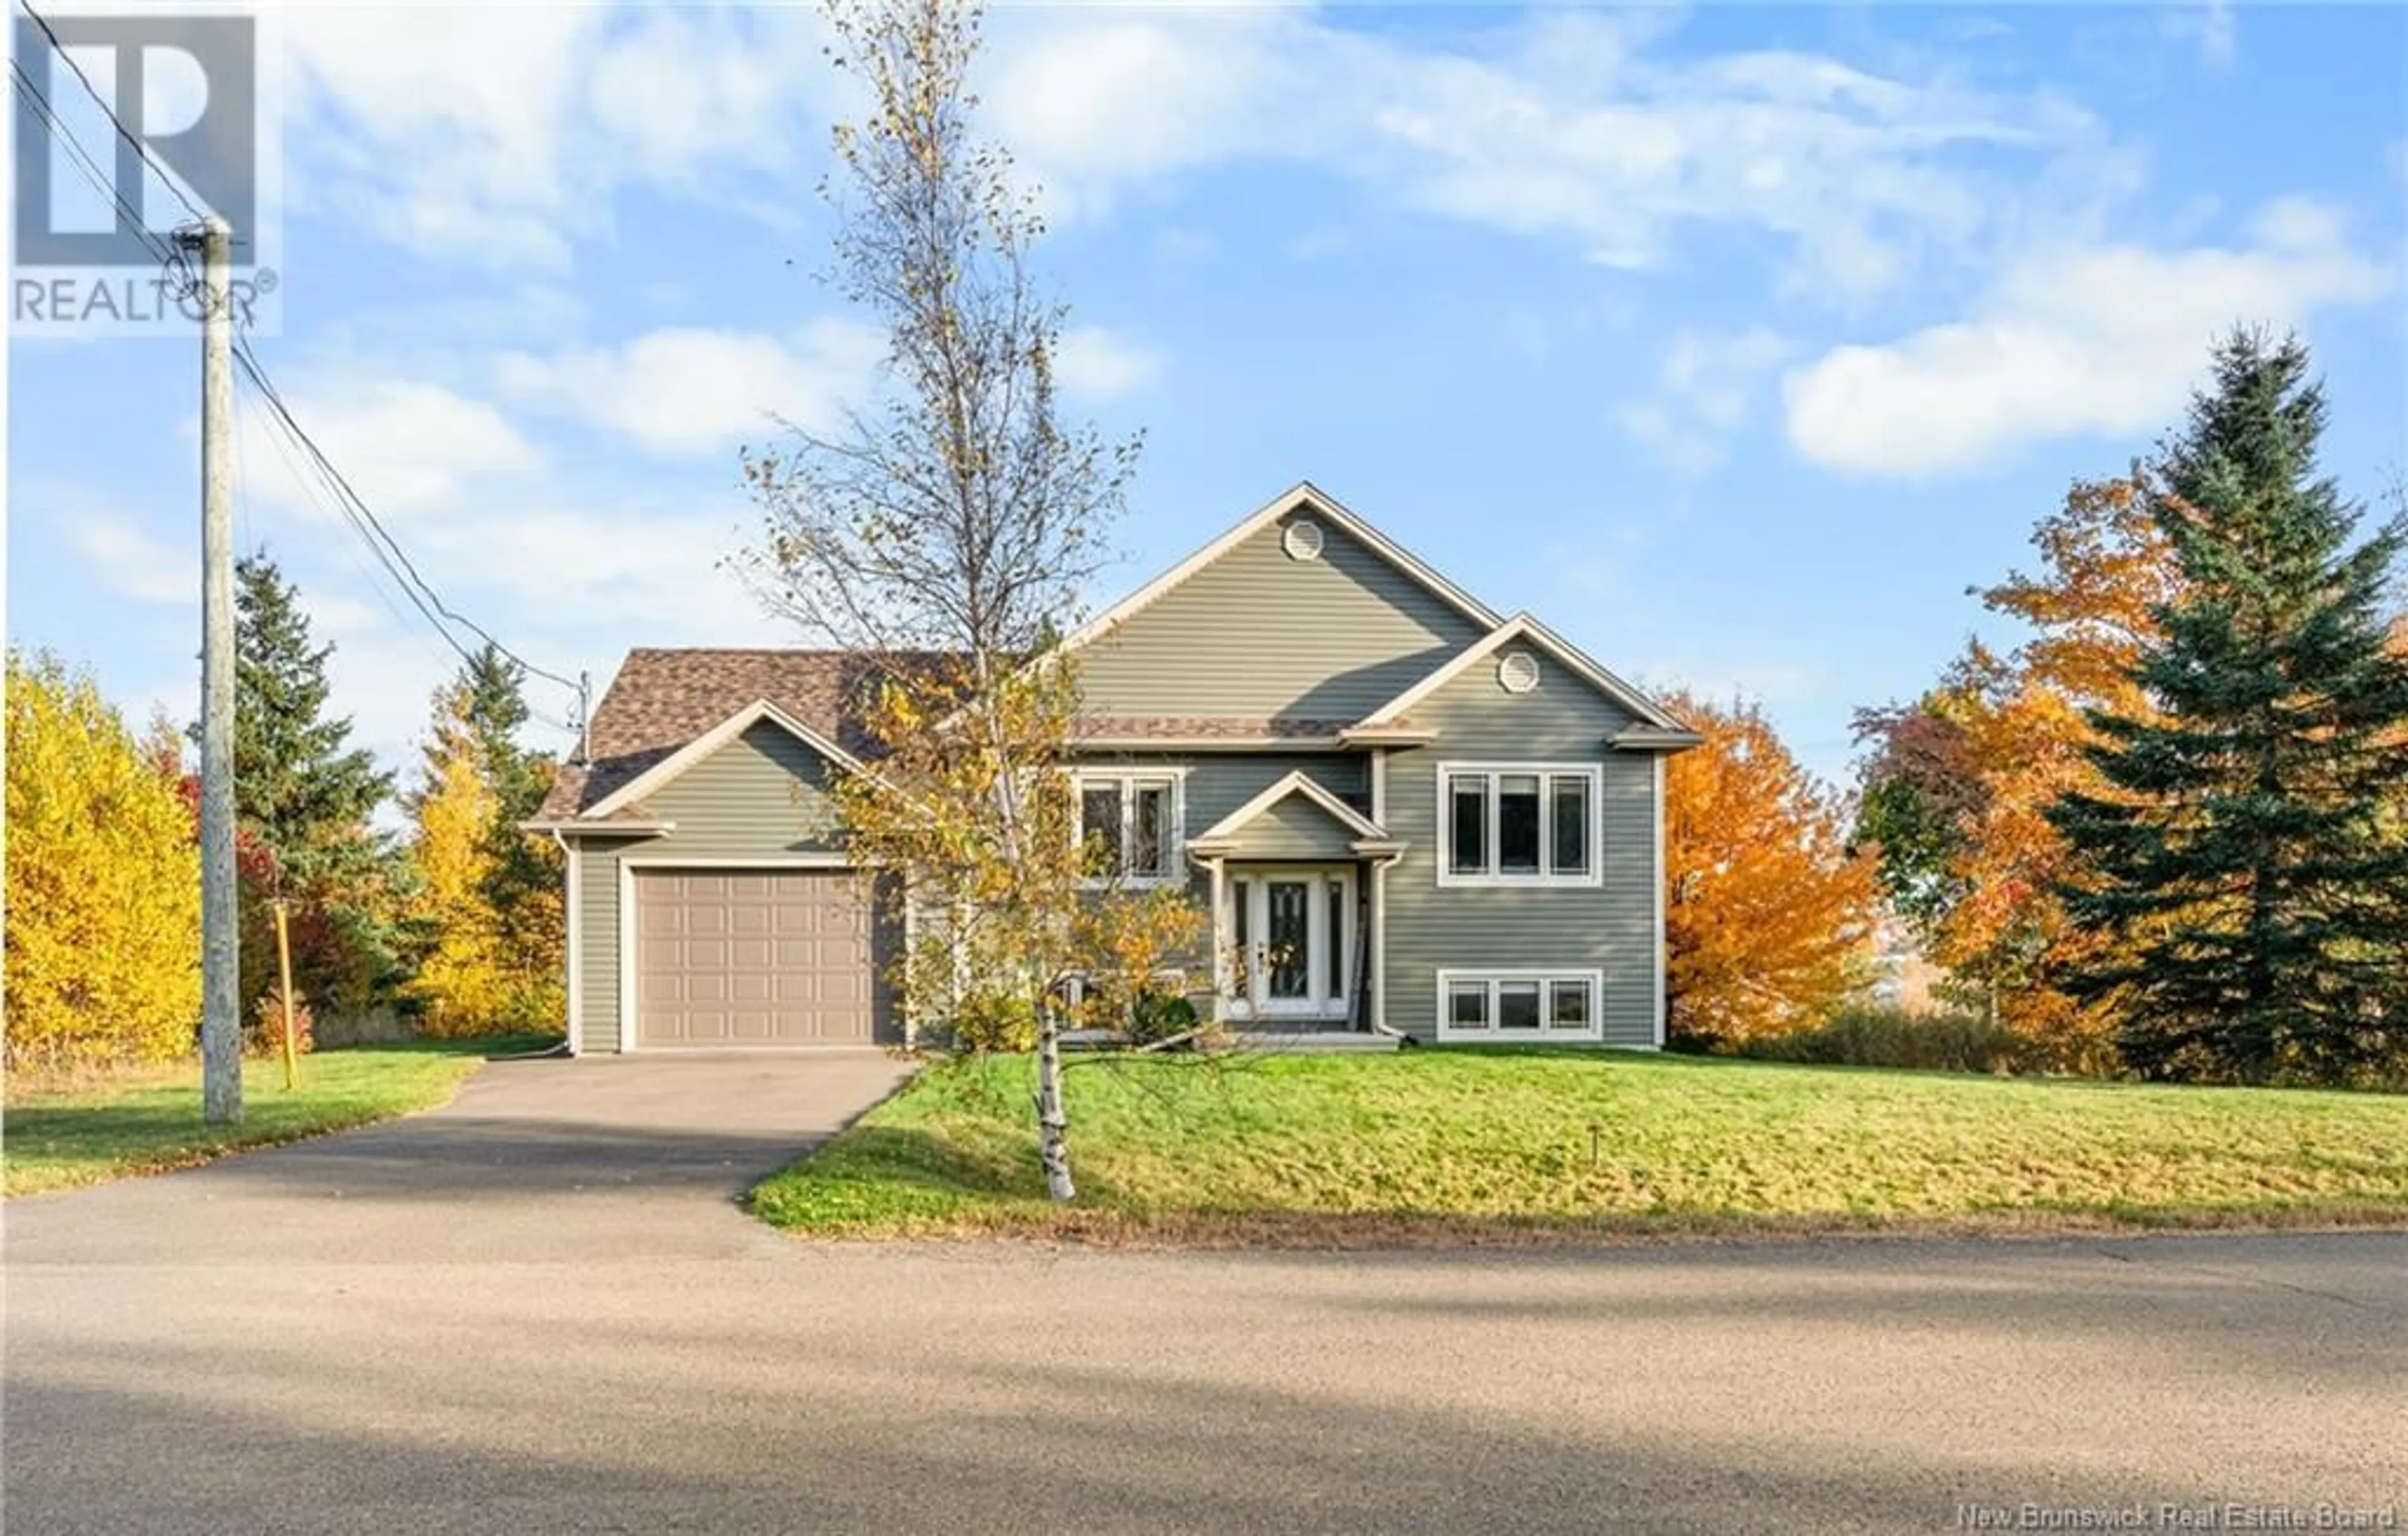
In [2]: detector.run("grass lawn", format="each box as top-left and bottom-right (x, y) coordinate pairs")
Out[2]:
(3, 1035), (557, 1198)
(750, 1047), (2408, 1244)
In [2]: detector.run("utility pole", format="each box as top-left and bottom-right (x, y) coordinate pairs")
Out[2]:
(188, 215), (242, 1125)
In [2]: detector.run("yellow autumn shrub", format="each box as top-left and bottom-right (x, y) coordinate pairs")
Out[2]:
(5, 650), (203, 1073)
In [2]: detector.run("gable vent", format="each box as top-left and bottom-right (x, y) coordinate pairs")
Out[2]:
(1282, 518), (1325, 561)
(1497, 650), (1541, 695)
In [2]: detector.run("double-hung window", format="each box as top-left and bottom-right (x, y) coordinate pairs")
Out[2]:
(1440, 764), (1598, 885)
(1075, 771), (1181, 885)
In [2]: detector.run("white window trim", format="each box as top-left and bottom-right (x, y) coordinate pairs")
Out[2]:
(1072, 767), (1188, 889)
(1435, 761), (1603, 889)
(1435, 968), (1605, 1042)
(1221, 866), (1355, 1022)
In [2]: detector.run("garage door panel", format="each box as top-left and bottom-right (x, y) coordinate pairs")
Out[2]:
(633, 867), (881, 1047)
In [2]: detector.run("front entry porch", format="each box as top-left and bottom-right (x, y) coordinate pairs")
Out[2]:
(1216, 862), (1360, 1028)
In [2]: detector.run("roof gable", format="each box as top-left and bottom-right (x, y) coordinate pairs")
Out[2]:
(1069, 485), (1493, 722)
(1191, 770), (1389, 847)
(1353, 613), (1689, 735)
(1064, 482), (1502, 655)
(584, 699), (862, 820)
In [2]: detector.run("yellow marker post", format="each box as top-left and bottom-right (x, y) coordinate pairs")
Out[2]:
(272, 898), (300, 1091)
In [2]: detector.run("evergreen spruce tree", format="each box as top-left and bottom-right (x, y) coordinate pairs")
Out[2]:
(216, 554), (411, 1011)
(455, 645), (565, 998)
(2048, 330), (2408, 1084)
(225, 554), (392, 872)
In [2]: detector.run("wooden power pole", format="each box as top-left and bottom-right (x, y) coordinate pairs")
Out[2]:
(189, 216), (243, 1125)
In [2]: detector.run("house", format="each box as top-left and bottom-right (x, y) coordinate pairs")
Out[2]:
(527, 482), (1700, 1054)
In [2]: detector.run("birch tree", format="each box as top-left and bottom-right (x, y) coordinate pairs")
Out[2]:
(739, 0), (1187, 1200)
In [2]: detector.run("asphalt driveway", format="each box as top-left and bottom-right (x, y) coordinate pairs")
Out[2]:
(6, 1054), (2404, 1535)
(4, 1051), (919, 1266)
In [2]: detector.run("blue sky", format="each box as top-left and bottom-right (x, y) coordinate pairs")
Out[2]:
(10, 2), (2405, 787)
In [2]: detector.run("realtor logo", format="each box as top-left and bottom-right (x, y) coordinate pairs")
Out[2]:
(12, 11), (280, 333)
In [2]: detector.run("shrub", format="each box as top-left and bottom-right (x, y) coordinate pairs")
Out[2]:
(1728, 1005), (2036, 1074)
(950, 988), (1038, 1054)
(4, 652), (202, 1074)
(248, 985), (316, 1057)
(1127, 990), (1200, 1045)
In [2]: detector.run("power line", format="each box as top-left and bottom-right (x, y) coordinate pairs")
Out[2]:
(16, 0), (207, 226)
(231, 354), (588, 746)
(17, 8), (589, 745)
(8, 58), (196, 299)
(230, 336), (586, 701)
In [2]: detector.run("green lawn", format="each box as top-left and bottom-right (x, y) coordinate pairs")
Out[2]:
(750, 1047), (2408, 1244)
(3, 1036), (554, 1198)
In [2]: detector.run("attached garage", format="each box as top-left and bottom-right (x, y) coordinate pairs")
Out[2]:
(629, 866), (885, 1048)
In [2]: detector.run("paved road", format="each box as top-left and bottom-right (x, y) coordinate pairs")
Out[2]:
(6, 1056), (2402, 1535)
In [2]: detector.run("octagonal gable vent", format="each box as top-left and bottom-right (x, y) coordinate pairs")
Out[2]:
(1497, 650), (1541, 695)
(1282, 518), (1325, 561)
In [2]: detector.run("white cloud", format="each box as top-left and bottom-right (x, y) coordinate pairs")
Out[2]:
(1619, 327), (1793, 477)
(2160, 1), (2238, 72)
(57, 503), (194, 606)
(1053, 326), (1163, 403)
(982, 8), (2125, 302)
(239, 373), (543, 519)
(1782, 199), (2392, 479)
(267, 1), (2138, 306)
(277, 4), (833, 267)
(494, 318), (885, 457)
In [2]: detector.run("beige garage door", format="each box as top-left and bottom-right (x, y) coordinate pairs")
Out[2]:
(633, 869), (879, 1047)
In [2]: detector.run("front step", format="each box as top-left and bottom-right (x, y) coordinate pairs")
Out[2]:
(1228, 1030), (1400, 1054)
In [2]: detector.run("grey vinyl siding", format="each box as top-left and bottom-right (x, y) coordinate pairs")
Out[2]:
(1221, 794), (1361, 861)
(1076, 512), (1486, 719)
(1178, 753), (1367, 834)
(1380, 663), (1661, 1048)
(573, 833), (655, 1054)
(643, 723), (848, 854)
(568, 722), (856, 1054)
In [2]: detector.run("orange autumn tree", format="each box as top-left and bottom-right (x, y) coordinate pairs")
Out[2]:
(1661, 689), (1877, 1047)
(1854, 471), (2180, 1069)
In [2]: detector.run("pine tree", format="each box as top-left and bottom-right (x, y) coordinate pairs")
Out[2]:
(216, 553), (413, 1012)
(224, 554), (391, 874)
(2048, 330), (2408, 1084)
(457, 645), (565, 1010)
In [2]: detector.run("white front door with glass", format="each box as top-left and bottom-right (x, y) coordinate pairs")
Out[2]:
(1224, 866), (1355, 1021)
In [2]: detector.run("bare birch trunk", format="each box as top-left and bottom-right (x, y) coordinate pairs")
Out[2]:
(1033, 1002), (1075, 1202)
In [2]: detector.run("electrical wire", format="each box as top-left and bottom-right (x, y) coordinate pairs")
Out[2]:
(230, 337), (584, 701)
(16, 11), (589, 747)
(16, 0), (207, 226)
(8, 59), (196, 299)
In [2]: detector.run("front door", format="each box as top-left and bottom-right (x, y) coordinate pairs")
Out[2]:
(1226, 866), (1354, 1021)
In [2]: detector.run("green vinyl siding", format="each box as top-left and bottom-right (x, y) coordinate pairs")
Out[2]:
(1380, 660), (1662, 1047)
(572, 832), (653, 1054)
(1215, 791), (1364, 861)
(1179, 753), (1368, 835)
(1076, 511), (1486, 720)
(567, 721), (855, 1054)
